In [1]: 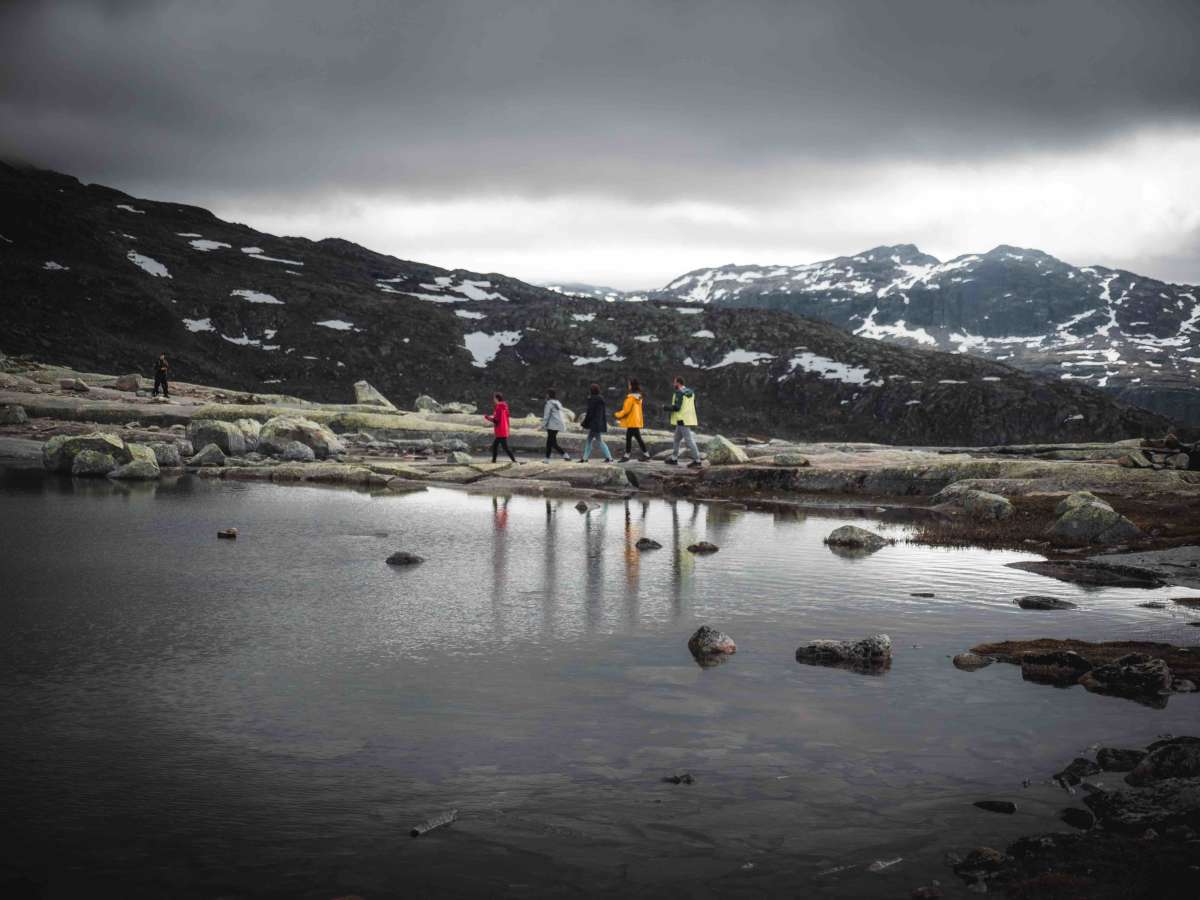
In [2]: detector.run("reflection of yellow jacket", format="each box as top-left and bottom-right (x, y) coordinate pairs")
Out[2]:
(615, 392), (644, 428)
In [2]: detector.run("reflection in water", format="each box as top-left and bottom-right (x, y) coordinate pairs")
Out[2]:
(491, 496), (510, 625)
(584, 505), (606, 631)
(541, 499), (559, 636)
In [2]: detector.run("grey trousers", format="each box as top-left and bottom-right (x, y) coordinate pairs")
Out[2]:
(671, 423), (701, 460)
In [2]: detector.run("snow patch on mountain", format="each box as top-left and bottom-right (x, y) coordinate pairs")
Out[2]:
(464, 330), (523, 367)
(127, 251), (170, 278)
(232, 289), (283, 305)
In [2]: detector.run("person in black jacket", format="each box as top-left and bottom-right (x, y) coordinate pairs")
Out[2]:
(152, 352), (170, 398)
(578, 383), (614, 463)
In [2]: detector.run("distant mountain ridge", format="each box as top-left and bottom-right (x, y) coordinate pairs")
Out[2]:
(0, 163), (1170, 445)
(652, 244), (1200, 423)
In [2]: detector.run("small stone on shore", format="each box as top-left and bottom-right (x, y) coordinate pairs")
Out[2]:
(385, 551), (424, 566)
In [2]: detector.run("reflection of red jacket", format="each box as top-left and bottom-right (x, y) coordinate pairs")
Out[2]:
(485, 401), (510, 437)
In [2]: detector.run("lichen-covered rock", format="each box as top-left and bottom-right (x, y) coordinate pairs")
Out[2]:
(447, 450), (472, 464)
(959, 489), (1013, 521)
(704, 435), (748, 465)
(147, 441), (183, 468)
(354, 380), (397, 409)
(687, 625), (737, 657)
(259, 416), (344, 459)
(60, 377), (89, 392)
(188, 443), (227, 467)
(795, 633), (892, 671)
(0, 404), (28, 424)
(44, 432), (131, 472)
(1078, 653), (1172, 700)
(281, 440), (316, 462)
(109, 452), (161, 479)
(414, 394), (442, 413)
(953, 651), (993, 671)
(1048, 501), (1141, 544)
(71, 449), (117, 476)
(771, 451), (810, 467)
(187, 419), (247, 456)
(1124, 737), (1200, 786)
(824, 525), (890, 551)
(440, 401), (477, 415)
(234, 418), (262, 451)
(1054, 490), (1104, 516)
(113, 374), (141, 392)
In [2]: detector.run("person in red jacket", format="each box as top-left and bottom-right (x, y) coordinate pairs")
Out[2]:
(485, 392), (518, 463)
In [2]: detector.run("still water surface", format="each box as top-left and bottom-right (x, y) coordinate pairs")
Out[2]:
(1, 470), (1197, 898)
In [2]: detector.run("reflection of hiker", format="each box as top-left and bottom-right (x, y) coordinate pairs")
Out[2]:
(485, 392), (517, 463)
(541, 388), (571, 461)
(579, 383), (613, 463)
(615, 377), (648, 462)
(152, 352), (170, 398)
(664, 376), (702, 468)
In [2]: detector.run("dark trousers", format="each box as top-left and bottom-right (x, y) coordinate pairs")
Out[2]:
(152, 372), (169, 397)
(545, 430), (565, 457)
(491, 437), (516, 463)
(625, 427), (646, 455)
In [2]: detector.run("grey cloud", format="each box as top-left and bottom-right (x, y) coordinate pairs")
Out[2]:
(2, 0), (1198, 203)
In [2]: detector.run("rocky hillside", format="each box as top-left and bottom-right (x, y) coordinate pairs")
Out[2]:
(0, 162), (1170, 445)
(656, 245), (1200, 423)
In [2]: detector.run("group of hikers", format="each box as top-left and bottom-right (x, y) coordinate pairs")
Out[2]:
(484, 376), (704, 467)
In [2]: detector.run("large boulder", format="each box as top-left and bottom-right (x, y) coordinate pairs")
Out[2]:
(1083, 777), (1200, 833)
(824, 525), (891, 551)
(1055, 491), (1103, 516)
(188, 443), (226, 467)
(109, 444), (161, 480)
(1078, 653), (1172, 701)
(187, 419), (247, 456)
(43, 432), (132, 473)
(960, 489), (1014, 521)
(1048, 499), (1141, 544)
(281, 440), (316, 462)
(447, 450), (472, 464)
(795, 633), (892, 672)
(414, 394), (442, 413)
(0, 404), (28, 425)
(113, 374), (141, 392)
(234, 418), (262, 451)
(440, 401), (478, 415)
(147, 441), (183, 468)
(71, 449), (118, 477)
(1125, 737), (1200, 786)
(354, 380), (396, 409)
(1019, 650), (1092, 685)
(259, 416), (344, 459)
(704, 435), (747, 465)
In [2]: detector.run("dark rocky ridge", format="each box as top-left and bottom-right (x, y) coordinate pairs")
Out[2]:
(653, 244), (1200, 424)
(0, 163), (1170, 444)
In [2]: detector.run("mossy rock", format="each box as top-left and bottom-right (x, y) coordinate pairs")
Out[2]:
(44, 432), (131, 473)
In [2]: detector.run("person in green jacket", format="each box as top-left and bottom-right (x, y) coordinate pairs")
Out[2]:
(664, 375), (702, 468)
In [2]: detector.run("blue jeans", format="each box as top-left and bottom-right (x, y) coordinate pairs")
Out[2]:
(582, 431), (612, 461)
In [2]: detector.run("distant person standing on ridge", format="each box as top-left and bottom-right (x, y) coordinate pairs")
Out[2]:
(541, 388), (571, 461)
(664, 375), (702, 468)
(485, 392), (518, 463)
(614, 377), (648, 462)
(579, 383), (613, 463)
(152, 352), (170, 398)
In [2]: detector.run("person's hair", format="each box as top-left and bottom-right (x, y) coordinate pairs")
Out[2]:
(673, 375), (685, 386)
(493, 392), (504, 401)
(590, 383), (600, 395)
(546, 388), (556, 399)
(629, 378), (640, 392)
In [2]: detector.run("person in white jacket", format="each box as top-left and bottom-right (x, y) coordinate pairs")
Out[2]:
(541, 388), (571, 461)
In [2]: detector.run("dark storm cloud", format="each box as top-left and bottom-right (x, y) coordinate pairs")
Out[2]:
(1, 0), (1198, 203)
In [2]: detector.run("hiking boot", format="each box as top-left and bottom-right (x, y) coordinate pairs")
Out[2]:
(665, 458), (679, 465)
(639, 453), (652, 461)
(618, 455), (631, 463)
(687, 461), (703, 469)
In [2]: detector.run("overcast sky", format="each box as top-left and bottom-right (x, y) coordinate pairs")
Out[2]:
(2, 0), (1198, 288)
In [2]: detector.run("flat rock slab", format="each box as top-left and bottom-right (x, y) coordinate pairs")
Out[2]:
(969, 638), (1200, 682)
(1006, 559), (1166, 588)
(1090, 546), (1200, 590)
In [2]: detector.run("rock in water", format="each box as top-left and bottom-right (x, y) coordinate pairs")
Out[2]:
(1018, 650), (1092, 685)
(1014, 595), (1077, 610)
(217, 528), (238, 540)
(687, 541), (719, 554)
(688, 625), (737, 658)
(0, 404), (28, 424)
(44, 432), (133, 472)
(188, 443), (227, 467)
(704, 435), (748, 465)
(147, 442), (183, 468)
(575, 500), (590, 513)
(414, 394), (442, 413)
(109, 444), (160, 480)
(663, 772), (695, 785)
(281, 440), (316, 462)
(1078, 653), (1172, 702)
(795, 633), (892, 672)
(952, 652), (993, 671)
(635, 537), (662, 550)
(353, 379), (396, 409)
(446, 450), (472, 464)
(258, 416), (344, 459)
(71, 449), (117, 476)
(1053, 757), (1101, 787)
(823, 525), (891, 551)
(1096, 747), (1147, 772)
(1124, 737), (1200, 786)
(386, 551), (425, 566)
(187, 419), (247, 456)
(410, 808), (457, 837)
(973, 800), (1017, 815)
(959, 489), (1014, 521)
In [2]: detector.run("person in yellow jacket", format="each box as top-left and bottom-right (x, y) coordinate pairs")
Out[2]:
(614, 378), (649, 462)
(664, 375), (702, 467)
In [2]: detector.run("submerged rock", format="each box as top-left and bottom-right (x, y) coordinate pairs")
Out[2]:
(188, 443), (226, 467)
(704, 435), (748, 465)
(635, 537), (662, 550)
(187, 419), (247, 456)
(687, 625), (737, 658)
(824, 525), (891, 551)
(71, 448), (117, 476)
(386, 551), (425, 566)
(795, 633), (892, 672)
(687, 541), (719, 554)
(1014, 595), (1078, 610)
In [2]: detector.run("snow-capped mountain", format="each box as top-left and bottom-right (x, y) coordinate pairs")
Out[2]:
(656, 245), (1200, 423)
(0, 164), (1170, 444)
(543, 282), (649, 303)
